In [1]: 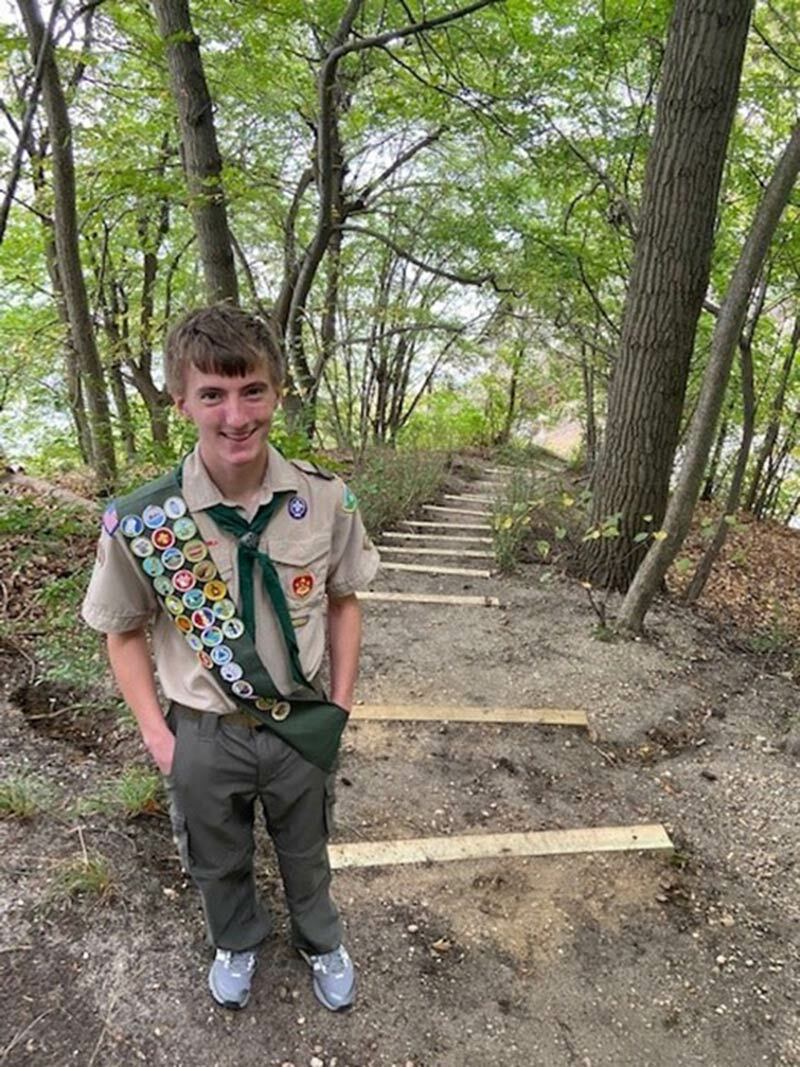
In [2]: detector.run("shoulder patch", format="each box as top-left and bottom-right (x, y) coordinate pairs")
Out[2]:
(342, 484), (358, 513)
(290, 458), (336, 481)
(102, 503), (119, 537)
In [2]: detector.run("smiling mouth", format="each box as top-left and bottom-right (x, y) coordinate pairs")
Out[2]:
(221, 429), (257, 442)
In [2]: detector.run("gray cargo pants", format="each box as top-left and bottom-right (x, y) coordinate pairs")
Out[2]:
(164, 704), (341, 955)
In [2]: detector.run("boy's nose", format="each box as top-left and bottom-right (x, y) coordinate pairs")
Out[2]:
(224, 397), (249, 427)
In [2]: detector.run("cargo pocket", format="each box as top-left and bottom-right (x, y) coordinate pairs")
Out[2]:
(169, 808), (191, 875)
(323, 771), (337, 838)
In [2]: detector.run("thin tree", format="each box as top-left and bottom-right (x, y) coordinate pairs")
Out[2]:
(580, 0), (754, 591)
(18, 0), (117, 490)
(151, 0), (239, 305)
(618, 122), (800, 632)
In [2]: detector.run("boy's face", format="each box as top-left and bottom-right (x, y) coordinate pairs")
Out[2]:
(174, 363), (280, 473)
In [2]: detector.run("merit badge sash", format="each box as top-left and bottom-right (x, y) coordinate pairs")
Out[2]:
(113, 469), (347, 772)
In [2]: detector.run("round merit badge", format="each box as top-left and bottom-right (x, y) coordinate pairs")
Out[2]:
(151, 527), (175, 551)
(142, 556), (164, 578)
(292, 573), (314, 599)
(193, 559), (217, 582)
(231, 680), (254, 698)
(142, 504), (166, 529)
(220, 662), (243, 683)
(203, 580), (226, 602)
(121, 514), (144, 538)
(153, 576), (173, 597)
(164, 496), (187, 520)
(191, 607), (216, 630)
(211, 644), (233, 666)
(184, 633), (203, 653)
(182, 588), (205, 611)
(172, 569), (196, 593)
(213, 598), (236, 621)
(198, 651), (213, 670)
(222, 618), (245, 640)
(130, 536), (154, 558)
(287, 495), (308, 520)
(200, 626), (224, 648)
(173, 517), (197, 541)
(183, 539), (208, 563)
(164, 595), (183, 616)
(175, 615), (192, 634)
(161, 547), (184, 571)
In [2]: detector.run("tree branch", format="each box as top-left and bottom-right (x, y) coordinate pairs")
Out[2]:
(341, 222), (515, 293)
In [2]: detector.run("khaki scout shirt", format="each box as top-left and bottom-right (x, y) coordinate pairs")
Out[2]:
(82, 445), (380, 711)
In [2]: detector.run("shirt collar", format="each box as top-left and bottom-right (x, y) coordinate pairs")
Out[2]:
(182, 443), (299, 512)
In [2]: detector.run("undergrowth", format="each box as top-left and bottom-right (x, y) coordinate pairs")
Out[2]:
(0, 773), (54, 818)
(350, 447), (449, 534)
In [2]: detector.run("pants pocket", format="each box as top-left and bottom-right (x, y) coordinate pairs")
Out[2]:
(323, 772), (336, 837)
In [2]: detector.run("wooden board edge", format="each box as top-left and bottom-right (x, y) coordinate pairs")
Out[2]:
(351, 704), (589, 727)
(329, 824), (674, 870)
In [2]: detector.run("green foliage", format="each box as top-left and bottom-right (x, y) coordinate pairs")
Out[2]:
(491, 467), (538, 573)
(78, 765), (164, 819)
(398, 392), (490, 452)
(350, 447), (449, 534)
(0, 773), (54, 819)
(48, 851), (115, 904)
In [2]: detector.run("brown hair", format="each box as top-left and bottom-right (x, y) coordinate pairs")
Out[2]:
(164, 304), (284, 396)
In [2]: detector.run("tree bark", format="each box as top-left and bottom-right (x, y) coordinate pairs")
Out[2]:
(151, 0), (238, 305)
(744, 313), (800, 512)
(18, 0), (117, 490)
(580, 0), (753, 591)
(617, 122), (800, 632)
(684, 286), (763, 604)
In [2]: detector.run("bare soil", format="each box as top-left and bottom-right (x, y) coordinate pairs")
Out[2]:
(1, 464), (799, 1067)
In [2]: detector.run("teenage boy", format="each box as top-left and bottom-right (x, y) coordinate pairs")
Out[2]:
(82, 305), (379, 1012)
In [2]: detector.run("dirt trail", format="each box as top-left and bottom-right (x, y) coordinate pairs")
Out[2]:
(1, 463), (799, 1066)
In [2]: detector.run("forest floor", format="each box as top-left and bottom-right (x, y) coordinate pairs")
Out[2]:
(1, 454), (799, 1067)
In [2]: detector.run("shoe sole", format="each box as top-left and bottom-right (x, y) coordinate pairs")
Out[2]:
(208, 970), (252, 1011)
(311, 975), (356, 1013)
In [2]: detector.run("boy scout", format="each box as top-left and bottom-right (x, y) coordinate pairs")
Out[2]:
(82, 305), (379, 1012)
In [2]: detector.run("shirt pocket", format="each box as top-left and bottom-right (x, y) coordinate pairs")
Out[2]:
(268, 534), (330, 611)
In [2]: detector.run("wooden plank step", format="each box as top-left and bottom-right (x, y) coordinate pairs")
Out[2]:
(383, 532), (493, 544)
(329, 824), (674, 870)
(400, 520), (492, 531)
(381, 561), (491, 578)
(423, 505), (492, 518)
(351, 704), (588, 726)
(378, 545), (493, 559)
(358, 591), (501, 607)
(443, 494), (493, 505)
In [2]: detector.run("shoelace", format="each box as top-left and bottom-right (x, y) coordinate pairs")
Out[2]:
(312, 946), (349, 976)
(217, 950), (255, 976)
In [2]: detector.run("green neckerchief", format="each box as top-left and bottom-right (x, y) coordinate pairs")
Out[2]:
(174, 460), (308, 688)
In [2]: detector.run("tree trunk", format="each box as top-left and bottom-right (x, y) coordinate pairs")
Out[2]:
(700, 400), (732, 501)
(744, 313), (800, 512)
(108, 361), (137, 461)
(18, 0), (117, 490)
(580, 0), (753, 591)
(580, 342), (597, 470)
(684, 321), (757, 604)
(151, 0), (238, 305)
(617, 122), (800, 632)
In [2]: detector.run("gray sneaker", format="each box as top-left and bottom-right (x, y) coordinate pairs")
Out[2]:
(208, 948), (257, 1010)
(299, 944), (356, 1011)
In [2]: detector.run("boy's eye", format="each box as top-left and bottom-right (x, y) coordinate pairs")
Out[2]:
(199, 390), (221, 402)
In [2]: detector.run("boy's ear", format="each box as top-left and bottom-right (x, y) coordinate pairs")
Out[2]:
(173, 393), (188, 418)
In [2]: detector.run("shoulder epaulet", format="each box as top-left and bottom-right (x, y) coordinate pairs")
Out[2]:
(290, 459), (337, 481)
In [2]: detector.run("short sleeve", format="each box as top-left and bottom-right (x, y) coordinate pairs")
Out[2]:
(81, 521), (157, 634)
(326, 481), (380, 598)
